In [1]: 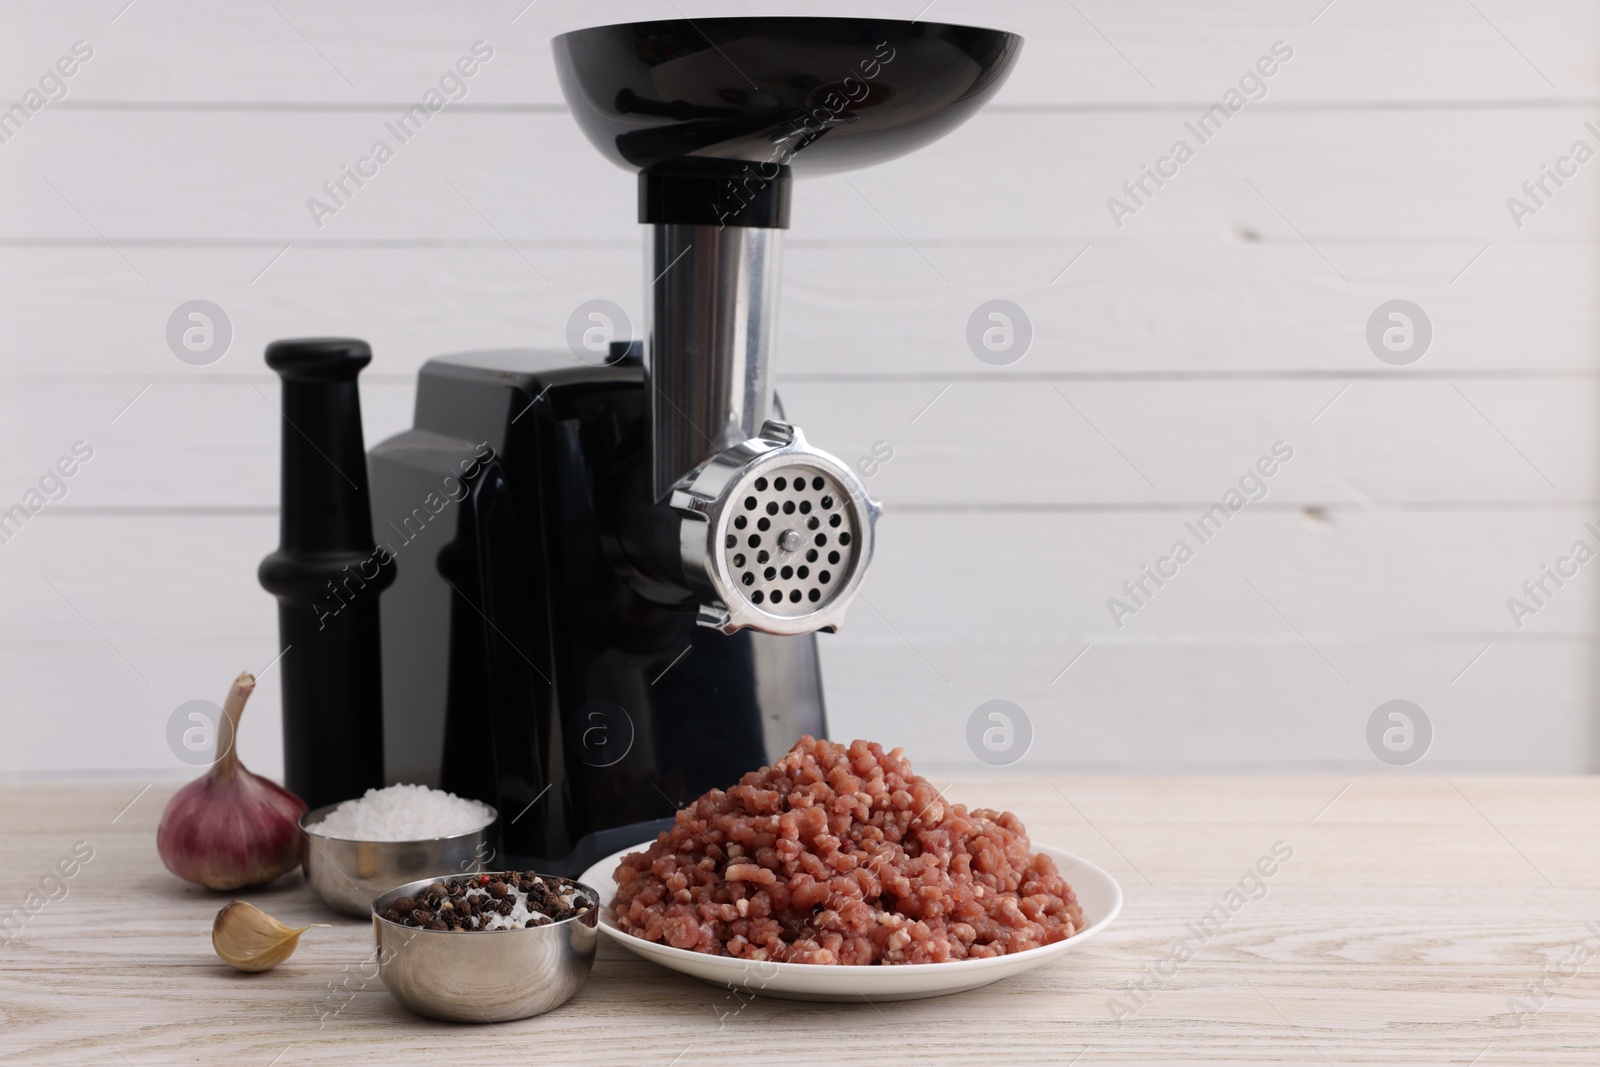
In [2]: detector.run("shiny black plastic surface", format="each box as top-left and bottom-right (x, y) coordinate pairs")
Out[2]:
(552, 17), (1023, 176)
(258, 338), (392, 811)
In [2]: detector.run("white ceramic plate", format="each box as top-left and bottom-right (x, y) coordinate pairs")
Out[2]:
(578, 843), (1122, 1002)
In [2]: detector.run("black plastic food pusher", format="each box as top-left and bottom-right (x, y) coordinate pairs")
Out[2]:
(258, 337), (393, 811)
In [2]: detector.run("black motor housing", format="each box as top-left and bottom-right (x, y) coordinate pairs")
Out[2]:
(368, 346), (826, 874)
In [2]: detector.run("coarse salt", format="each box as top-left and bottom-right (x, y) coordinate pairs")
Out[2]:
(464, 886), (550, 931)
(310, 783), (493, 841)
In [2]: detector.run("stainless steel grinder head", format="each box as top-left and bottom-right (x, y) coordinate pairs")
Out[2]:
(671, 420), (878, 636)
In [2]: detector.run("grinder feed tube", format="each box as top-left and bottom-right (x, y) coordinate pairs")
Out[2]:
(637, 162), (878, 636)
(641, 160), (791, 502)
(645, 222), (782, 502)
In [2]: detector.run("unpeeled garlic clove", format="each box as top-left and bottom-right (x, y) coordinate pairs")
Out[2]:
(212, 900), (323, 972)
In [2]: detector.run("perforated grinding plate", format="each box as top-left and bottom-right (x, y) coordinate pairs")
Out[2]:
(721, 464), (858, 617)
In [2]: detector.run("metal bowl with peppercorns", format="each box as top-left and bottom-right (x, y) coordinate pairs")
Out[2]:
(371, 871), (599, 1022)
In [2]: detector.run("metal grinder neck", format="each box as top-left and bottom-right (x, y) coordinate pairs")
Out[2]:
(641, 162), (792, 502)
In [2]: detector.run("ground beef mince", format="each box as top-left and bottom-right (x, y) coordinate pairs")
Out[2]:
(610, 737), (1085, 965)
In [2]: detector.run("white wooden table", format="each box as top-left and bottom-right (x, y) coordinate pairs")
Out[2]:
(2, 776), (1596, 1064)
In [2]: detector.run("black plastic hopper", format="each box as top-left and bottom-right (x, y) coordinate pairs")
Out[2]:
(552, 17), (1023, 181)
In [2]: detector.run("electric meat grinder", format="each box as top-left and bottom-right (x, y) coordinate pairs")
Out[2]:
(261, 17), (1022, 873)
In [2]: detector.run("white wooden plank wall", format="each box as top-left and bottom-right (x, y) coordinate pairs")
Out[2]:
(0, 0), (1594, 778)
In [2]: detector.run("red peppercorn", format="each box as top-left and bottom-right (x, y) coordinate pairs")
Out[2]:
(479, 874), (492, 885)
